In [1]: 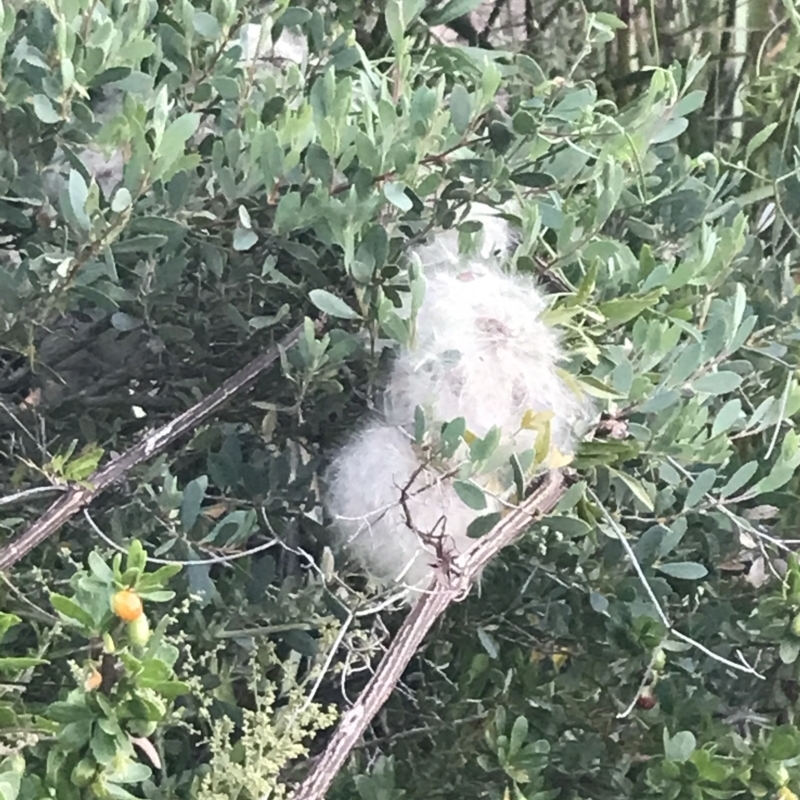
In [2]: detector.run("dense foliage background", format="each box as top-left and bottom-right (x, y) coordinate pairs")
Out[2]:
(1, 0), (799, 798)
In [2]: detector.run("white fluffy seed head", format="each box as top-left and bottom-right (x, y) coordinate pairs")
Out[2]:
(385, 262), (591, 455)
(323, 422), (492, 598)
(324, 206), (593, 600)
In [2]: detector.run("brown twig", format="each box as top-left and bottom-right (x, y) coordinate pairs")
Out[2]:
(0, 322), (307, 572)
(287, 469), (566, 800)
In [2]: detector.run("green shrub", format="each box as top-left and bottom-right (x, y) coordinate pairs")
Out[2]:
(0, 1), (799, 799)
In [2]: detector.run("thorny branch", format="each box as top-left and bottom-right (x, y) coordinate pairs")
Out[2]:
(396, 449), (464, 579)
(286, 470), (567, 800)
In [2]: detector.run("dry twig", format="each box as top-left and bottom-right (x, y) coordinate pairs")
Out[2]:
(287, 470), (566, 800)
(0, 322), (307, 572)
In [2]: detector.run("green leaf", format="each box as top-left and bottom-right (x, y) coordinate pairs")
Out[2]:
(767, 726), (800, 760)
(192, 11), (222, 40)
(126, 539), (147, 573)
(67, 170), (91, 231)
(691, 372), (742, 395)
(673, 89), (706, 117)
(477, 627), (499, 659)
(309, 289), (361, 320)
(32, 93), (61, 123)
(453, 480), (487, 511)
(745, 122), (778, 161)
(113, 235), (169, 254)
(609, 468), (654, 511)
(427, 0), (484, 25)
(111, 187), (132, 212)
(780, 639), (800, 665)
(233, 228), (258, 251)
(440, 417), (466, 459)
(385, 0), (405, 45)
(0, 656), (48, 671)
(414, 406), (426, 444)
(664, 730), (696, 762)
(0, 771), (21, 800)
(181, 476), (208, 532)
(279, 7), (312, 25)
(469, 427), (501, 463)
(657, 562), (708, 580)
(384, 181), (413, 211)
(280, 628), (318, 657)
(719, 462), (758, 498)
(47, 699), (94, 723)
(666, 341), (702, 387)
(155, 113), (201, 167)
(467, 512), (502, 539)
(449, 84), (472, 136)
(593, 11), (628, 30)
(88, 551), (114, 583)
(598, 293), (661, 328)
(49, 593), (96, 630)
(510, 171), (555, 189)
(516, 55), (546, 85)
(753, 465), (798, 495)
(683, 468), (716, 510)
(711, 399), (742, 437)
(0, 613), (20, 643)
(509, 715), (528, 757)
(589, 591), (609, 614)
(651, 116), (689, 144)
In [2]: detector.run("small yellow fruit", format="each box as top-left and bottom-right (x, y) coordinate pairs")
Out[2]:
(111, 589), (143, 622)
(127, 613), (151, 647)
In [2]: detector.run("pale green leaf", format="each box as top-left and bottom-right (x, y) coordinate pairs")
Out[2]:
(684, 468), (716, 509)
(664, 730), (696, 762)
(384, 181), (413, 211)
(745, 122), (779, 161)
(32, 94), (60, 123)
(308, 289), (361, 320)
(453, 480), (487, 510)
(657, 562), (708, 580)
(719, 462), (758, 498)
(711, 399), (742, 437)
(691, 372), (742, 395)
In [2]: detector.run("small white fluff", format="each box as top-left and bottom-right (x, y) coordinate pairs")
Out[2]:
(324, 422), (496, 592)
(236, 24), (308, 66)
(325, 204), (593, 600)
(385, 259), (589, 455)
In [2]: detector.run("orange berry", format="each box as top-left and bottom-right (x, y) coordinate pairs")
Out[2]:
(111, 589), (143, 622)
(84, 669), (102, 692)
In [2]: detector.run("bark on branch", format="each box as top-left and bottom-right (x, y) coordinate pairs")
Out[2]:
(0, 322), (306, 573)
(288, 469), (567, 800)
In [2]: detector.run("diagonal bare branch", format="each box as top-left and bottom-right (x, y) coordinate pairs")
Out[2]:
(0, 322), (307, 573)
(287, 469), (566, 800)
